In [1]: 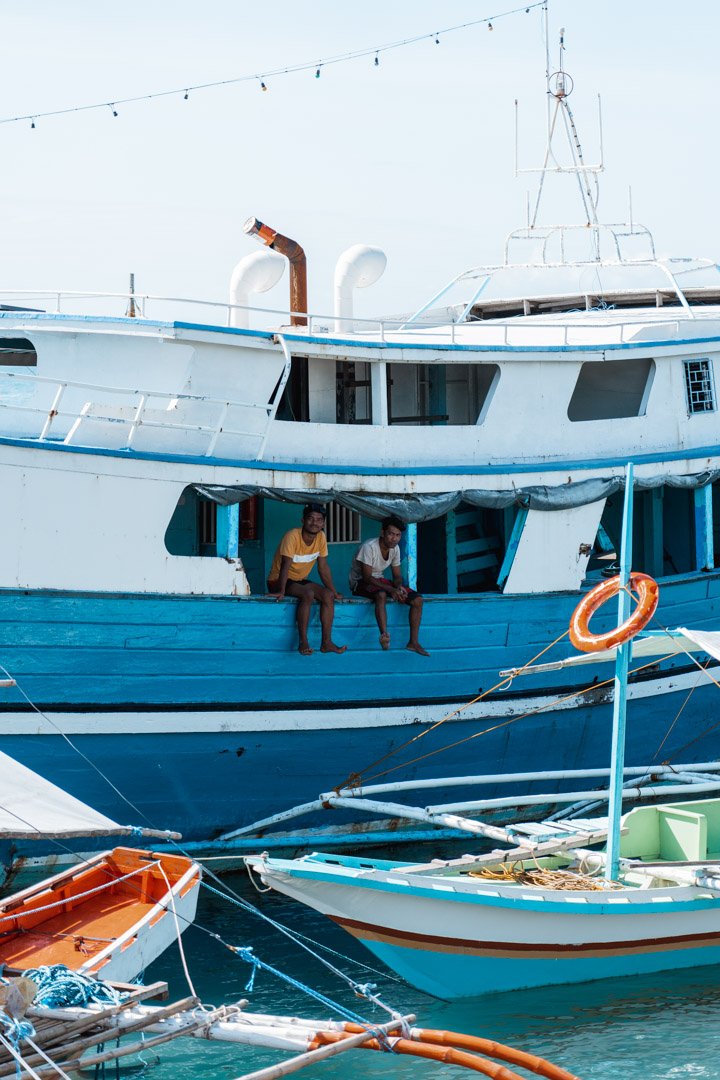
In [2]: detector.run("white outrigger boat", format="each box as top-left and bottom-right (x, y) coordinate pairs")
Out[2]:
(246, 797), (720, 999)
(246, 467), (720, 999)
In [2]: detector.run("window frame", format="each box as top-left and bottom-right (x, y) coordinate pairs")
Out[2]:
(684, 357), (716, 416)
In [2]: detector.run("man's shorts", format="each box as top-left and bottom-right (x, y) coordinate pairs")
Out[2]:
(267, 579), (314, 594)
(352, 578), (420, 601)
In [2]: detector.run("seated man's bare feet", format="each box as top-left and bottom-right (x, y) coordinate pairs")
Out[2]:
(321, 642), (347, 654)
(298, 643), (313, 656)
(380, 633), (390, 650)
(406, 642), (430, 656)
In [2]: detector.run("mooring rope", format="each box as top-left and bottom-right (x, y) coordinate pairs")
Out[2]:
(200, 881), (400, 1009)
(334, 627), (572, 792)
(229, 946), (398, 1049)
(358, 650), (678, 786)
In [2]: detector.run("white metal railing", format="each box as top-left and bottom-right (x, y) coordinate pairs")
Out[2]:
(503, 223), (658, 266)
(0, 350), (292, 458)
(2, 276), (720, 351)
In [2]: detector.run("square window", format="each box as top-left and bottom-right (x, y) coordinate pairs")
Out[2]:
(684, 359), (715, 414)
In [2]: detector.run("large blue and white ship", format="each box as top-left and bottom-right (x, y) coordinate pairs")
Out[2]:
(2, 42), (720, 862)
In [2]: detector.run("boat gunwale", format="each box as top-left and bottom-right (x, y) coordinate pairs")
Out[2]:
(253, 858), (720, 915)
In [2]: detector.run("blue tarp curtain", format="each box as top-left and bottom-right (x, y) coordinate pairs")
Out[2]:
(194, 470), (720, 522)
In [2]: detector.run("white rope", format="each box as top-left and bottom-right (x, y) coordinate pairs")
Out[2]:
(0, 1032), (44, 1079)
(157, 863), (198, 1002)
(22, 1037), (74, 1080)
(0, 663), (158, 829)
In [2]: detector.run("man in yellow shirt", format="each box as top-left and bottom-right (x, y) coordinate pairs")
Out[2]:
(267, 503), (347, 656)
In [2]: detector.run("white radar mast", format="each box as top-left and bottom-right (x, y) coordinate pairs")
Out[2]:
(515, 14), (604, 233)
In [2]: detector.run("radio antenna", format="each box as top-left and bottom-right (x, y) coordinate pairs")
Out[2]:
(517, 9), (604, 230)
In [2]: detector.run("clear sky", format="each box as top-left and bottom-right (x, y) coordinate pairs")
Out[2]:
(0, 1), (717, 320)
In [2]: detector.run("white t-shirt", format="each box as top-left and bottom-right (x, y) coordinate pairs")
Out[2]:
(349, 537), (401, 590)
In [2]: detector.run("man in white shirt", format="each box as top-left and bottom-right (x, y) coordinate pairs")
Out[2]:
(349, 516), (429, 655)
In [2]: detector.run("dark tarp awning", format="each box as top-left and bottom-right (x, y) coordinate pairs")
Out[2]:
(194, 469), (720, 522)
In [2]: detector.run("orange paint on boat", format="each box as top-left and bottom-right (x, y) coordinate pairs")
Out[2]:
(0, 847), (199, 974)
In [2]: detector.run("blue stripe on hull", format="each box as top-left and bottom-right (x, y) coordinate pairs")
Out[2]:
(358, 940), (720, 999)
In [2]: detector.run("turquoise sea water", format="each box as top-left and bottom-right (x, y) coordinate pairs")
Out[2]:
(139, 869), (720, 1080)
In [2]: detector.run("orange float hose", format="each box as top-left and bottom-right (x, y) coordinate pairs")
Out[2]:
(309, 1030), (524, 1078)
(341, 1022), (580, 1080)
(408, 1028), (580, 1080)
(568, 572), (659, 653)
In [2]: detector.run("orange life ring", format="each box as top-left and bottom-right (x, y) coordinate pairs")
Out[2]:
(569, 572), (659, 654)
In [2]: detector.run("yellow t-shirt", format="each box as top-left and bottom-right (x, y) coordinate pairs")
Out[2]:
(269, 528), (328, 583)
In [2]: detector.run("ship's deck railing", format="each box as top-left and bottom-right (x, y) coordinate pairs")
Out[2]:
(503, 223), (659, 266)
(1, 277), (720, 348)
(399, 255), (720, 329)
(0, 354), (291, 457)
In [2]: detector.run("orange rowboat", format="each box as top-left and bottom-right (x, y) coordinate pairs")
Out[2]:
(0, 847), (200, 983)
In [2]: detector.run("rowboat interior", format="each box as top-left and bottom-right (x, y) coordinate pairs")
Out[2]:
(0, 848), (198, 974)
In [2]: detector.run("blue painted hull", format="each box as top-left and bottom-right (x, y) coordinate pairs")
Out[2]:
(360, 940), (720, 1000)
(1, 572), (719, 863)
(3, 573), (719, 707)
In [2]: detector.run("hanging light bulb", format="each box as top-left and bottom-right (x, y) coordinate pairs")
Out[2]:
(488, 21), (493, 30)
(184, 90), (189, 100)
(435, 34), (440, 44)
(315, 67), (321, 78)
(109, 103), (118, 117)
(374, 52), (379, 67)
(30, 119), (36, 129)
(260, 81), (268, 92)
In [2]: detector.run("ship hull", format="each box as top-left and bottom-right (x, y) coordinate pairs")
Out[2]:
(1, 577), (719, 868)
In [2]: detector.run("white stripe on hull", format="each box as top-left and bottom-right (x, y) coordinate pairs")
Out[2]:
(0, 665), (713, 735)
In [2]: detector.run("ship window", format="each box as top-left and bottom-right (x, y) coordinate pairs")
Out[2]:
(0, 338), (36, 366)
(276, 355), (309, 422)
(446, 364), (500, 425)
(325, 502), (360, 543)
(336, 361), (371, 424)
(568, 357), (655, 422)
(684, 359), (715, 414)
(387, 362), (499, 425)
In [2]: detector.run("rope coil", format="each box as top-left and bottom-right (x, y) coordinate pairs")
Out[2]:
(21, 965), (126, 1008)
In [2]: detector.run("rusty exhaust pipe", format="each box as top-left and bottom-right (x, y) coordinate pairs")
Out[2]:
(243, 217), (307, 327)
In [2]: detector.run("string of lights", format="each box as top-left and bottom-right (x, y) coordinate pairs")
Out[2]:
(3, 1), (544, 129)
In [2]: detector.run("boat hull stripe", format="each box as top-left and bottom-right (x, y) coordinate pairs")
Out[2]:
(332, 916), (720, 959)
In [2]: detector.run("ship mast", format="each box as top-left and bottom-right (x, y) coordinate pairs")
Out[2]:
(518, 8), (604, 237)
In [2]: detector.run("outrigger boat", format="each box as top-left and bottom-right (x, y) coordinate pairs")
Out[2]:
(0, 749), (200, 983)
(247, 466), (720, 999)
